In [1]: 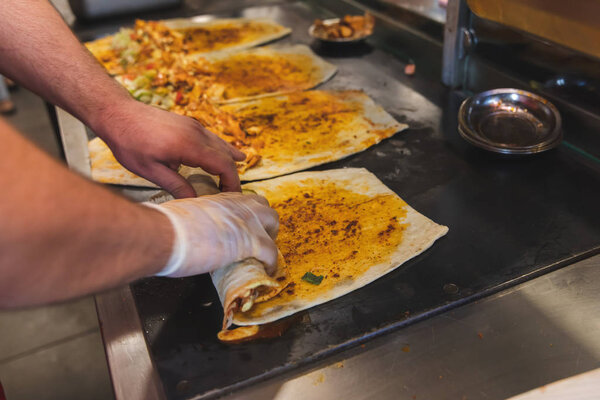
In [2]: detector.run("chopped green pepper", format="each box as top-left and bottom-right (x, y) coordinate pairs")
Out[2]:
(302, 272), (324, 285)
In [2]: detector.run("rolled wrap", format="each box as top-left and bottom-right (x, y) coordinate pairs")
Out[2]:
(149, 173), (286, 340)
(211, 253), (287, 329)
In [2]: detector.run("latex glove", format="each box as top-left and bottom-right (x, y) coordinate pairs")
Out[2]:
(92, 99), (246, 198)
(145, 192), (279, 278)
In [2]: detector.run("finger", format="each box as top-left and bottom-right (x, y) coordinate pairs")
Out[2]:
(218, 168), (242, 192)
(260, 206), (280, 240)
(228, 144), (246, 161)
(209, 137), (246, 162)
(183, 148), (241, 192)
(213, 192), (279, 238)
(255, 235), (279, 275)
(245, 196), (279, 239)
(147, 164), (197, 199)
(198, 124), (246, 161)
(246, 194), (271, 207)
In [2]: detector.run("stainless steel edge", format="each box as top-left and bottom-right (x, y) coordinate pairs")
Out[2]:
(442, 0), (470, 87)
(336, 0), (443, 45)
(55, 107), (91, 177)
(95, 287), (167, 400)
(218, 253), (600, 400)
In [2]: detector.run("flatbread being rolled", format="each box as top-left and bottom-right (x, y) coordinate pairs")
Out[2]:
(146, 174), (289, 338)
(138, 168), (447, 342)
(210, 254), (288, 335)
(214, 168), (448, 342)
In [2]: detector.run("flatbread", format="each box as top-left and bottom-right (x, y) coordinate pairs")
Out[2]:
(222, 90), (407, 181)
(226, 168), (448, 326)
(86, 18), (291, 75)
(114, 45), (337, 105)
(86, 90), (405, 187)
(190, 44), (337, 104)
(88, 137), (158, 188)
(145, 174), (290, 339)
(86, 91), (244, 188)
(161, 18), (291, 54)
(142, 168), (447, 342)
(210, 254), (287, 331)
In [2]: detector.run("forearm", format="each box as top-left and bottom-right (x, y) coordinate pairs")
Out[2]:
(0, 1), (245, 197)
(0, 0), (132, 133)
(0, 119), (172, 308)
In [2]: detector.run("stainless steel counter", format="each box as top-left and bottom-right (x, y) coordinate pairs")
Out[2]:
(220, 253), (600, 400)
(57, 78), (600, 400)
(55, 0), (600, 398)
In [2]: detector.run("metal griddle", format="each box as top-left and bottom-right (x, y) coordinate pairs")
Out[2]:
(60, 1), (600, 399)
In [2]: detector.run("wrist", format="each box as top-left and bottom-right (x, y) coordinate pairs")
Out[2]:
(86, 95), (139, 142)
(142, 203), (188, 277)
(139, 202), (180, 276)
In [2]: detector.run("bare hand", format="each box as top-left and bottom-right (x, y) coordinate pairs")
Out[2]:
(93, 100), (246, 198)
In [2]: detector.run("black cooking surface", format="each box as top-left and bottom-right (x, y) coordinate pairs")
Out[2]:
(124, 2), (600, 399)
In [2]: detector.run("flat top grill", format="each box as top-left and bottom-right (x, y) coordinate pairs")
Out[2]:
(69, 1), (600, 399)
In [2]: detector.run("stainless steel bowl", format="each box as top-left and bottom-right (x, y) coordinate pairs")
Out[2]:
(458, 89), (562, 154)
(308, 18), (372, 43)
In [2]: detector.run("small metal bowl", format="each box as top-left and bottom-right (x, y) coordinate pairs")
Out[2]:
(458, 89), (562, 154)
(308, 18), (372, 43)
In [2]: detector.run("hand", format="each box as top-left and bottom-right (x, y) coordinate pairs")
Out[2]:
(146, 192), (279, 277)
(93, 99), (246, 198)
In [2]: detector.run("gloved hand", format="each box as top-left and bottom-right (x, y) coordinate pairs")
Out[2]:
(145, 192), (279, 278)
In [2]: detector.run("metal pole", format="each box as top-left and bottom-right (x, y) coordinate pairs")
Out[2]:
(442, 0), (472, 87)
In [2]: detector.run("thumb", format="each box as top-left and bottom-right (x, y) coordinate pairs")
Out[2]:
(147, 164), (196, 199)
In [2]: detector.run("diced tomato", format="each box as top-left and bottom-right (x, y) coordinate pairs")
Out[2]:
(175, 91), (184, 104)
(145, 63), (155, 70)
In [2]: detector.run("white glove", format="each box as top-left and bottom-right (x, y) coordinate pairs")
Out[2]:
(145, 192), (279, 278)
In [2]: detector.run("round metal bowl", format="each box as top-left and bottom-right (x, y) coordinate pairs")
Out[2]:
(458, 89), (562, 155)
(308, 18), (372, 43)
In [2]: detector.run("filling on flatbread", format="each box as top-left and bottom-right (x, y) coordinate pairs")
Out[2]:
(85, 18), (290, 75)
(113, 44), (336, 104)
(220, 90), (406, 180)
(211, 168), (448, 342)
(86, 20), (180, 76)
(144, 176), (290, 343)
(210, 253), (288, 332)
(87, 90), (405, 186)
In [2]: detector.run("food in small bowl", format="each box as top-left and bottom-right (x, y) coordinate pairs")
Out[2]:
(310, 12), (375, 42)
